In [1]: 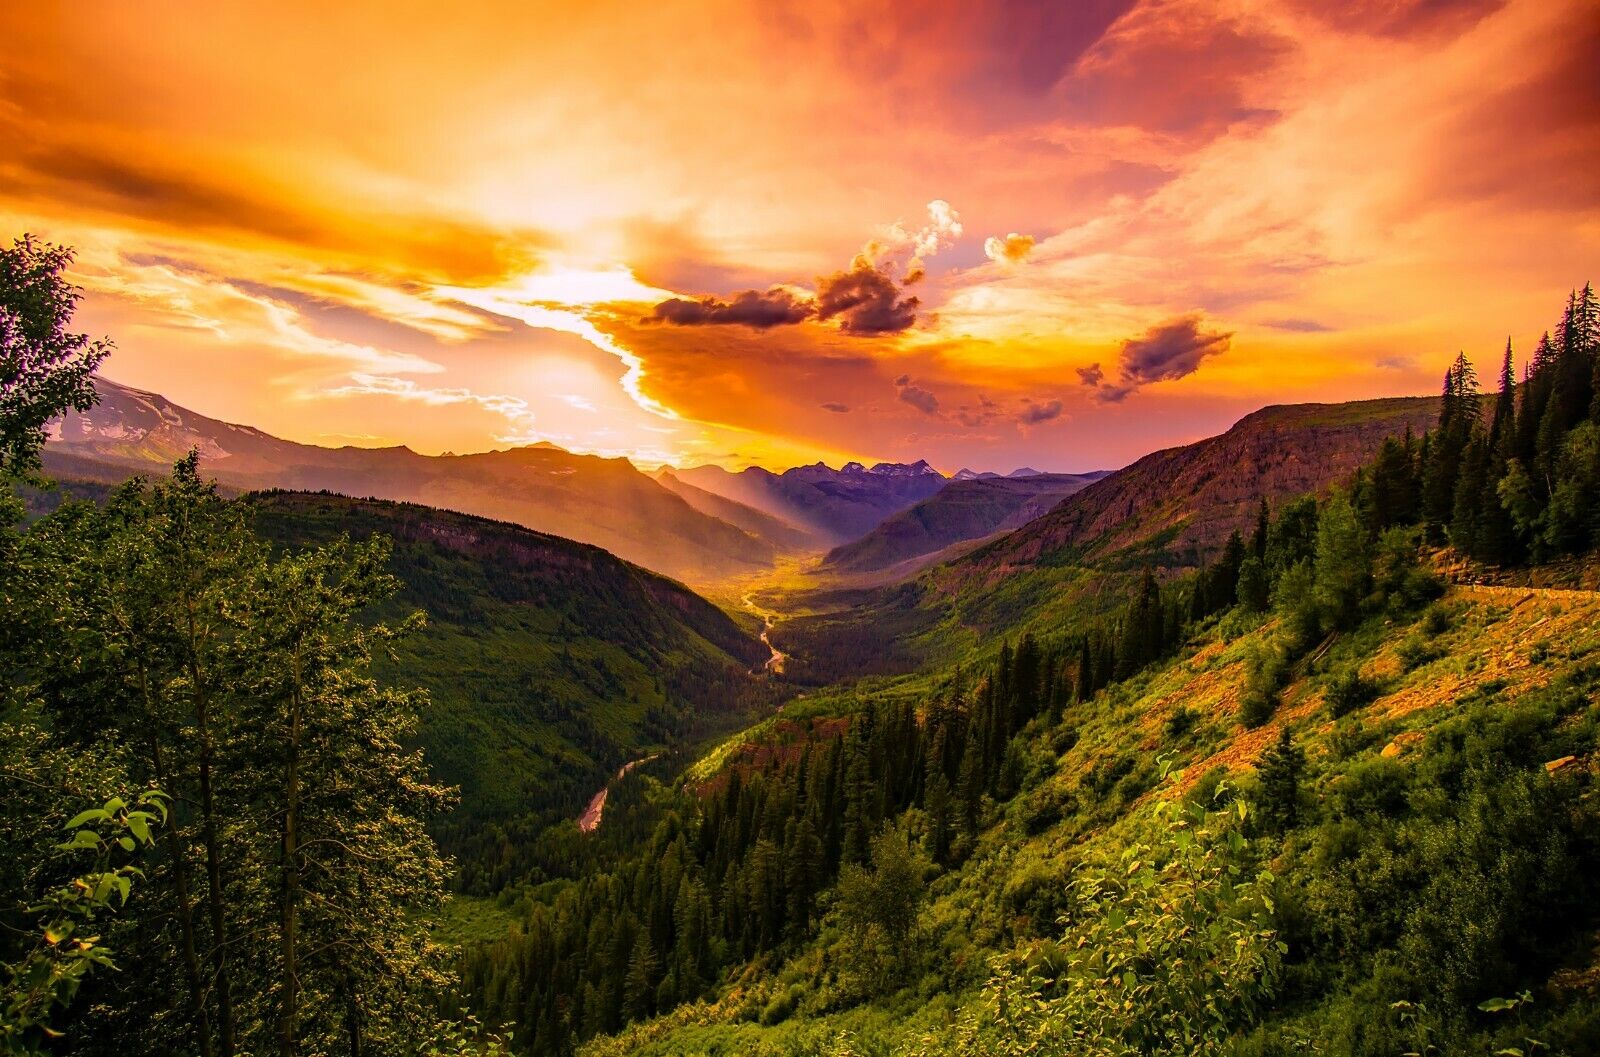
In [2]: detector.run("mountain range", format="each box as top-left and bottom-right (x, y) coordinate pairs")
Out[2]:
(54, 379), (1064, 585)
(47, 378), (803, 585)
(672, 458), (948, 545)
(821, 470), (1111, 575)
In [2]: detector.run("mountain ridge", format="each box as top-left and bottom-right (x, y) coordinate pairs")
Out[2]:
(48, 378), (790, 586)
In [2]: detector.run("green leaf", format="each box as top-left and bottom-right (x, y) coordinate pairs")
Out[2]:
(64, 809), (106, 830)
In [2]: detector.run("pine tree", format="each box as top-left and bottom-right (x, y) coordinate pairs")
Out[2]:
(1490, 339), (1516, 449)
(622, 932), (658, 1021)
(1255, 728), (1306, 835)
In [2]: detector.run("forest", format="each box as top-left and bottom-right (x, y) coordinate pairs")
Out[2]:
(3, 232), (1599, 1057)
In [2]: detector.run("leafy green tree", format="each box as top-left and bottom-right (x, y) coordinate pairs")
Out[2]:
(832, 823), (929, 994)
(1311, 493), (1369, 634)
(2, 792), (164, 1056)
(0, 237), (111, 483)
(1235, 556), (1270, 612)
(229, 534), (453, 1056)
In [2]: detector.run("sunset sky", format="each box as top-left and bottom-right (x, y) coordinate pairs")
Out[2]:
(3, 0), (1596, 472)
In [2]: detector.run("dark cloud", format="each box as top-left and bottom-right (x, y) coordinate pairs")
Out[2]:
(648, 257), (922, 338)
(821, 401), (851, 413)
(815, 260), (920, 335)
(649, 286), (814, 328)
(894, 375), (940, 415)
(1119, 315), (1232, 384)
(1081, 315), (1232, 402)
(1017, 399), (1064, 425)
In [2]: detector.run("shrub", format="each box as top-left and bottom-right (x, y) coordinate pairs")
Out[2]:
(1164, 705), (1199, 739)
(1240, 639), (1291, 728)
(1324, 668), (1380, 718)
(936, 800), (1283, 1057)
(1421, 603), (1452, 637)
(1396, 636), (1444, 671)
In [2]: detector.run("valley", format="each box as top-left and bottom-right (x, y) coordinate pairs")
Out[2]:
(6, 231), (1599, 1057)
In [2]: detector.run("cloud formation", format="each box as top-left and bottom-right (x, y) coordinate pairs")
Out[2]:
(821, 401), (850, 413)
(894, 374), (941, 414)
(644, 200), (958, 337)
(650, 286), (813, 328)
(1081, 315), (1232, 402)
(816, 260), (921, 335)
(984, 232), (1036, 263)
(1017, 398), (1064, 425)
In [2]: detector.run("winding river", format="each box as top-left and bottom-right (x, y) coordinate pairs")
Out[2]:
(576, 754), (659, 834)
(741, 592), (787, 675)
(579, 593), (788, 832)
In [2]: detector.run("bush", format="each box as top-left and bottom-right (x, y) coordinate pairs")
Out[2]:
(1396, 636), (1444, 671)
(939, 800), (1283, 1057)
(1164, 706), (1199, 739)
(1421, 603), (1452, 636)
(1240, 639), (1291, 728)
(1324, 668), (1380, 718)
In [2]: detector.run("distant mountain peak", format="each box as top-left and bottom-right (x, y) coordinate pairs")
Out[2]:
(953, 467), (1002, 481)
(868, 459), (940, 477)
(1007, 467), (1043, 478)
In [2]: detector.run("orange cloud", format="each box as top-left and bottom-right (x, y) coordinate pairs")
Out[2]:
(0, 0), (1592, 474)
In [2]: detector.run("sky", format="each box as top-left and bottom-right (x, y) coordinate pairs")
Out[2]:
(2, 0), (1596, 473)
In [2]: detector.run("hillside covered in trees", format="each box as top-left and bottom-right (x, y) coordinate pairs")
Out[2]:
(448, 285), (1600, 1055)
(3, 232), (1599, 1057)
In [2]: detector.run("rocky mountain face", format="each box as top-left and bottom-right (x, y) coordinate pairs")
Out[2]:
(822, 471), (1110, 574)
(675, 458), (948, 545)
(950, 397), (1441, 578)
(45, 378), (787, 586)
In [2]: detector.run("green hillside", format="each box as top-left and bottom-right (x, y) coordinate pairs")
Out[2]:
(247, 492), (775, 889)
(565, 579), (1600, 1057)
(452, 293), (1600, 1055)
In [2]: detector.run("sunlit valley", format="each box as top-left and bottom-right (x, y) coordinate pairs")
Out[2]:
(4, 3), (1600, 1056)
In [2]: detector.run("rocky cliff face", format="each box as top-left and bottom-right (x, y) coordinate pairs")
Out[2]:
(951, 397), (1440, 577)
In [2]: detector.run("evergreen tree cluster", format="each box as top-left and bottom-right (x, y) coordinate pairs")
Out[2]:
(1395, 284), (1600, 564)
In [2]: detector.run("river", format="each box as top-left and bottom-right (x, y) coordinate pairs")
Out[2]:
(576, 754), (660, 834)
(741, 592), (787, 675)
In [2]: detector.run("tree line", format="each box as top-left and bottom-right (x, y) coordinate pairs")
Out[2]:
(456, 283), (1599, 1052)
(0, 238), (500, 1056)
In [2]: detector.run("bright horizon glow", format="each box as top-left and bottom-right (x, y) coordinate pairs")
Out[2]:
(2, 0), (1596, 472)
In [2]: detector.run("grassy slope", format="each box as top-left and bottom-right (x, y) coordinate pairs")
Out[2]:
(246, 491), (772, 841)
(583, 581), (1600, 1055)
